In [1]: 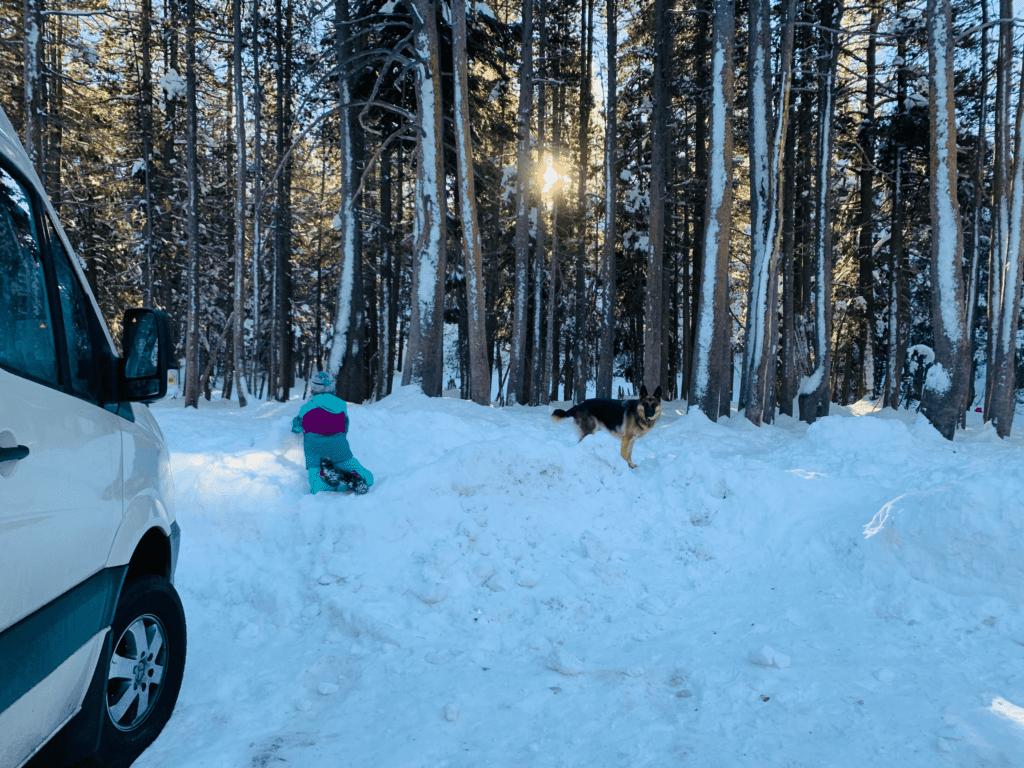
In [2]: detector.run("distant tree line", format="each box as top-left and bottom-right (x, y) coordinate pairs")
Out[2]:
(3, 0), (1023, 439)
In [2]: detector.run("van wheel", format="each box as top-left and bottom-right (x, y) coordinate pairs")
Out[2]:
(83, 575), (186, 768)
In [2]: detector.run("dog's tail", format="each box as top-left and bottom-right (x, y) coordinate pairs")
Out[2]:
(551, 407), (573, 423)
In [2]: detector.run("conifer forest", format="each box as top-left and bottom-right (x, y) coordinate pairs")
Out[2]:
(3, 0), (1023, 440)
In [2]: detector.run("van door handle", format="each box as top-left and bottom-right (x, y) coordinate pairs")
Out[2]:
(0, 445), (29, 461)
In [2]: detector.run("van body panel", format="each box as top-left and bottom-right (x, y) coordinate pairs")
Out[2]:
(0, 566), (124, 716)
(0, 368), (123, 634)
(0, 101), (181, 765)
(0, 632), (105, 768)
(107, 401), (176, 569)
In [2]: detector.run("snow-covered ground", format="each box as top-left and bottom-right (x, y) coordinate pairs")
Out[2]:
(135, 387), (1024, 768)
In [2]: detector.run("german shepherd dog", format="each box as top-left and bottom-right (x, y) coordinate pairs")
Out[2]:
(551, 385), (663, 468)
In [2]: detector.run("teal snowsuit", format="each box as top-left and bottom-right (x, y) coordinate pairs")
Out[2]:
(291, 393), (374, 494)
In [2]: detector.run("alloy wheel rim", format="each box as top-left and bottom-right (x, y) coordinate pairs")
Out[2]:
(106, 613), (168, 731)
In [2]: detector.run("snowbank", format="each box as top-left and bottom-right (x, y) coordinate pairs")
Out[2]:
(135, 390), (1024, 768)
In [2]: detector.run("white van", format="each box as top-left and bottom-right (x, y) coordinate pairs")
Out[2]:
(0, 104), (185, 768)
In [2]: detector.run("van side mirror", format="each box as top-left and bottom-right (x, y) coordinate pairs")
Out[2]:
(120, 308), (171, 403)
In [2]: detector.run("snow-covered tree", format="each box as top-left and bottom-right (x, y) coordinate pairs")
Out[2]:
(798, 0), (844, 425)
(596, 0), (617, 400)
(506, 0), (533, 406)
(983, 0), (1024, 438)
(740, 0), (795, 426)
(919, 0), (970, 439)
(452, 0), (491, 406)
(689, 0), (733, 420)
(402, 0), (447, 397)
(643, 0), (670, 394)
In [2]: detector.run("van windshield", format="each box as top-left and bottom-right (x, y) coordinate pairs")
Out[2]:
(0, 165), (58, 383)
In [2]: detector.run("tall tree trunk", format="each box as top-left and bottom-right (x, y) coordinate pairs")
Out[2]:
(644, 0), (669, 393)
(688, 0), (733, 420)
(329, 0), (369, 402)
(986, 0), (1012, 420)
(985, 6), (1024, 437)
(779, 92), (798, 417)
(273, 0), (294, 402)
(316, 161), (326, 374)
(545, 63), (564, 402)
(531, 0), (550, 406)
(689, 0), (710, 393)
(596, 0), (617, 399)
(183, 0), (201, 408)
(402, 0), (447, 397)
(856, 7), (878, 401)
(798, 0), (843, 424)
(507, 0), (534, 405)
(453, 0), (491, 406)
(963, 0), (990, 419)
(162, 0), (182, 324)
(884, 3), (910, 410)
(392, 140), (405, 389)
(232, 0), (248, 406)
(46, 12), (64, 206)
(919, 0), (970, 439)
(573, 0), (595, 400)
(377, 142), (395, 397)
(140, 0), (156, 308)
(741, 0), (794, 425)
(22, 0), (45, 180)
(250, 0), (263, 394)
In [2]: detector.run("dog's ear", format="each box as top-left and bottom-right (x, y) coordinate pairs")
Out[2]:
(653, 385), (663, 400)
(639, 384), (648, 398)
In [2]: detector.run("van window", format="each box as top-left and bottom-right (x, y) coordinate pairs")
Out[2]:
(48, 219), (100, 402)
(0, 166), (57, 383)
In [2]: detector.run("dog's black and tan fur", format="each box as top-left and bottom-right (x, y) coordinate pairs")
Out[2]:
(551, 385), (663, 468)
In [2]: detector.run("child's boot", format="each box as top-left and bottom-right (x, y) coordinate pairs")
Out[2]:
(319, 457), (343, 488)
(339, 469), (369, 495)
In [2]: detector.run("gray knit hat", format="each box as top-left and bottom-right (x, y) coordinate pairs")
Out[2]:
(311, 371), (336, 394)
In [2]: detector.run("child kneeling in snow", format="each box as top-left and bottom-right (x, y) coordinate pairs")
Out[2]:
(291, 371), (374, 495)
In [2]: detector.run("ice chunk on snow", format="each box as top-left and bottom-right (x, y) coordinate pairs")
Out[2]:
(639, 596), (668, 616)
(485, 571), (514, 592)
(318, 683), (339, 695)
(432, 541), (461, 571)
(546, 648), (585, 676)
(237, 621), (260, 640)
(413, 581), (448, 605)
(515, 568), (540, 588)
(774, 653), (791, 669)
(580, 530), (610, 562)
(444, 704), (460, 722)
(325, 554), (354, 580)
(324, 597), (401, 647)
(472, 561), (498, 586)
(748, 646), (775, 666)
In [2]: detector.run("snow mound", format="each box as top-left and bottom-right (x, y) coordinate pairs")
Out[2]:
(136, 392), (1024, 768)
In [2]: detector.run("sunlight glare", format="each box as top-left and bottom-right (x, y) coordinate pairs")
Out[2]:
(542, 160), (560, 196)
(990, 697), (1024, 732)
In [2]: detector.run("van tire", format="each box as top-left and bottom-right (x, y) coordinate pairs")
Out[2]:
(81, 575), (186, 768)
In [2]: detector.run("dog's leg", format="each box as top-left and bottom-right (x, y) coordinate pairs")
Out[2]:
(620, 436), (638, 468)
